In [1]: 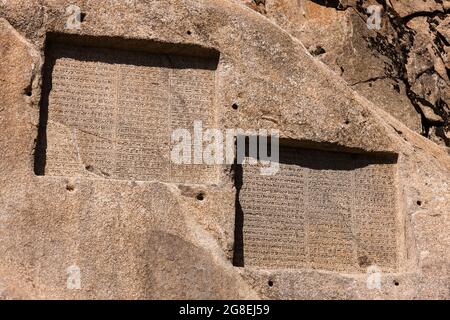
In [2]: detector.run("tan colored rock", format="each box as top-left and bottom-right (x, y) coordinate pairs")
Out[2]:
(436, 16), (450, 45)
(0, 0), (449, 300)
(404, 15), (449, 145)
(429, 126), (450, 146)
(241, 0), (450, 146)
(353, 79), (422, 132)
(243, 0), (423, 134)
(389, 0), (449, 18)
(418, 102), (445, 124)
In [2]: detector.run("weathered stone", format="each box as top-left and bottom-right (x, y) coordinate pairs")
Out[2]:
(246, 0), (423, 135)
(353, 78), (422, 133)
(389, 0), (449, 18)
(436, 16), (450, 45)
(241, 0), (450, 147)
(418, 102), (445, 124)
(0, 0), (449, 300)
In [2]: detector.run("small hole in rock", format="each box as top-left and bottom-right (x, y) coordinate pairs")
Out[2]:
(66, 185), (75, 192)
(196, 193), (205, 201)
(417, 200), (422, 206)
(393, 84), (400, 93)
(268, 280), (274, 287)
(344, 120), (350, 125)
(85, 165), (94, 172)
(358, 255), (370, 267)
(309, 45), (326, 56)
(24, 85), (32, 97)
(232, 103), (238, 110)
(187, 30), (192, 35)
(394, 280), (399, 286)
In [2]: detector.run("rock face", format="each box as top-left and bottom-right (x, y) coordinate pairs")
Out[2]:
(0, 0), (449, 299)
(241, 0), (450, 147)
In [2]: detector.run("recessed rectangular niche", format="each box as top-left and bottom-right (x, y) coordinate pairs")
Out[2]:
(35, 37), (219, 183)
(234, 145), (399, 272)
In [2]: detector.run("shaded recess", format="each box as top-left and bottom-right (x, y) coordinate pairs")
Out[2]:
(35, 34), (220, 183)
(233, 140), (399, 273)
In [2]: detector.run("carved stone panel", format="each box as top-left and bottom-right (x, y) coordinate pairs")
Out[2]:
(38, 43), (218, 184)
(237, 146), (399, 272)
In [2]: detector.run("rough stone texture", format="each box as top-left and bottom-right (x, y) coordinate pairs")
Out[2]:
(389, 0), (450, 18)
(0, 0), (449, 299)
(240, 0), (450, 148)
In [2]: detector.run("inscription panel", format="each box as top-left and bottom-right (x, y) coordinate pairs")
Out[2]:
(42, 43), (218, 183)
(239, 147), (399, 272)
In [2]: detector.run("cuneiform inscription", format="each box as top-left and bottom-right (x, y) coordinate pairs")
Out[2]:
(43, 43), (218, 183)
(239, 147), (399, 272)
